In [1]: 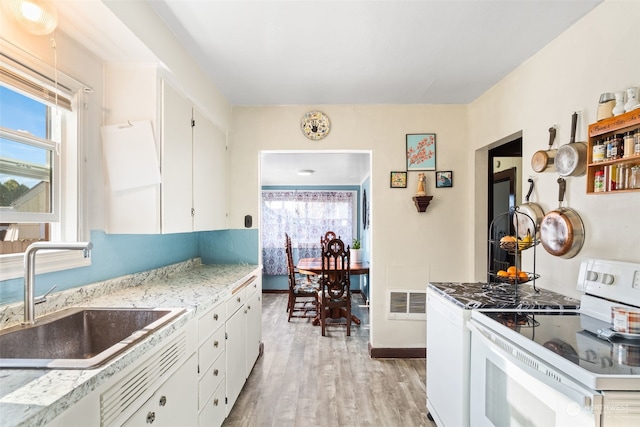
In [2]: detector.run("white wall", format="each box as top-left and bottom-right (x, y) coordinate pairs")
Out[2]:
(230, 105), (469, 348)
(470, 0), (640, 300)
(229, 1), (640, 349)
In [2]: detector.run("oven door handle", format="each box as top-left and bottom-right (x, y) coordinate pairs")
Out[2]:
(468, 320), (603, 418)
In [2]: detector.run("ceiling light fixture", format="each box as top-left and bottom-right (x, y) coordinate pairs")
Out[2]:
(5, 0), (58, 35)
(297, 169), (315, 176)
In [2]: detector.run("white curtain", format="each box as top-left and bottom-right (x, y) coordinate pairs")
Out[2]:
(261, 190), (354, 275)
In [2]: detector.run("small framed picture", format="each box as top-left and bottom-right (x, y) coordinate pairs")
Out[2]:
(390, 171), (407, 188)
(435, 170), (453, 188)
(406, 133), (436, 171)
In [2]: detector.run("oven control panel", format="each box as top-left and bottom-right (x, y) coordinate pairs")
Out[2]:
(577, 258), (640, 305)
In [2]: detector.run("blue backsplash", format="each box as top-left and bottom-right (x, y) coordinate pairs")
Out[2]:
(0, 229), (259, 305)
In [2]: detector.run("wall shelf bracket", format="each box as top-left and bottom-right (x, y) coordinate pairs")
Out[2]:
(412, 196), (433, 212)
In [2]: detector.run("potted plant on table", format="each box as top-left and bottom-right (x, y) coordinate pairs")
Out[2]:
(350, 238), (362, 264)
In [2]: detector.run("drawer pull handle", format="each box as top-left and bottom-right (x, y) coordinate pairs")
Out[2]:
(213, 369), (219, 376)
(213, 398), (219, 406)
(247, 305), (251, 310)
(237, 297), (241, 303)
(159, 395), (167, 406)
(214, 340), (219, 348)
(146, 411), (156, 424)
(213, 313), (219, 321)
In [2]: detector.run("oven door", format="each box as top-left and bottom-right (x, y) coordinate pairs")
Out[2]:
(468, 320), (602, 427)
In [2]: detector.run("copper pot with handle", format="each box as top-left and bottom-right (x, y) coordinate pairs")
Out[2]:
(531, 126), (557, 173)
(539, 178), (585, 259)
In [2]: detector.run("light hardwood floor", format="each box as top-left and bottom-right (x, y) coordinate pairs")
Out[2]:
(223, 293), (435, 427)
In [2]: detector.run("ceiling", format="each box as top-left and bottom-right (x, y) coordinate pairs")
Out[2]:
(52, 0), (601, 186)
(147, 0), (601, 106)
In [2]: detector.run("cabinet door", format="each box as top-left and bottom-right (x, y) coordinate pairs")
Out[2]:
(122, 354), (198, 427)
(193, 109), (227, 231)
(225, 307), (246, 415)
(245, 289), (262, 376)
(161, 80), (194, 234)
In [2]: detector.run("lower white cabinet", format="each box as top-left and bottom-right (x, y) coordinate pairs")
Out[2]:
(225, 273), (262, 415)
(45, 268), (262, 427)
(122, 354), (198, 426)
(245, 284), (262, 376)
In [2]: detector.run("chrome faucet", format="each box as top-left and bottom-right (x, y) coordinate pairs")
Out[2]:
(23, 241), (93, 325)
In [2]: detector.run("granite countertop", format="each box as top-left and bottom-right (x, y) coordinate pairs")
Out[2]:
(428, 281), (580, 311)
(0, 261), (260, 427)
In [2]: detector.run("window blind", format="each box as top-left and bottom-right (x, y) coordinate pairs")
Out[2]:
(0, 64), (72, 111)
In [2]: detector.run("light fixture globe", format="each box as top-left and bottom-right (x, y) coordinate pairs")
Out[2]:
(5, 0), (58, 35)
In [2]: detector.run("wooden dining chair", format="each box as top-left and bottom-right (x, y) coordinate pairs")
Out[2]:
(317, 237), (352, 336)
(320, 230), (338, 249)
(285, 233), (319, 321)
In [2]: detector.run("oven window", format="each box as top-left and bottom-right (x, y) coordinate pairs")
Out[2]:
(486, 360), (555, 427)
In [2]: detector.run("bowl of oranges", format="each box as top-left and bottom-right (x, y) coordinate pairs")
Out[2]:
(494, 266), (534, 284)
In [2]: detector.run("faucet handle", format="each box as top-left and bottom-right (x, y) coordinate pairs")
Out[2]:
(35, 285), (57, 305)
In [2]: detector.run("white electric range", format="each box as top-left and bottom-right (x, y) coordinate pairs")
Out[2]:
(468, 259), (640, 427)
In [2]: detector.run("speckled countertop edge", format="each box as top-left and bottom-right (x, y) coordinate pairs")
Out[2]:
(0, 260), (261, 427)
(428, 281), (581, 311)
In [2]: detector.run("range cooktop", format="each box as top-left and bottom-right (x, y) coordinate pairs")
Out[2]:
(483, 311), (640, 377)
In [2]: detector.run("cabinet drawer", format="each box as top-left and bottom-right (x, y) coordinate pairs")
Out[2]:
(198, 300), (224, 343)
(198, 350), (225, 409)
(198, 379), (226, 427)
(198, 325), (225, 374)
(245, 275), (259, 299)
(226, 287), (246, 318)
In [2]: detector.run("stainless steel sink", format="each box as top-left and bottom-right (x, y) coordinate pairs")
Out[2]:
(0, 307), (185, 369)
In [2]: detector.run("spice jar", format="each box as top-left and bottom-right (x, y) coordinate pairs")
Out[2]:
(594, 170), (605, 192)
(593, 139), (606, 162)
(624, 131), (635, 158)
(611, 134), (624, 159)
(606, 136), (614, 160)
(630, 166), (640, 189)
(635, 129), (640, 156)
(617, 164), (628, 190)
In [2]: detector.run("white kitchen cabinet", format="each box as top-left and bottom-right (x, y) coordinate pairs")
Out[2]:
(161, 80), (194, 234)
(193, 108), (227, 231)
(225, 287), (246, 414)
(102, 65), (227, 234)
(225, 273), (263, 415)
(245, 279), (262, 376)
(196, 298), (226, 427)
(122, 354), (198, 427)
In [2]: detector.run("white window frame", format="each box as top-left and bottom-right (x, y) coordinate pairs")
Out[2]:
(0, 40), (90, 281)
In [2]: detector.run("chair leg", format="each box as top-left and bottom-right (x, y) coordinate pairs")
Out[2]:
(320, 302), (326, 336)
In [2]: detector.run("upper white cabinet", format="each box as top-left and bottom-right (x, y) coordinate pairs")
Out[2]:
(160, 80), (193, 233)
(102, 65), (227, 234)
(193, 108), (227, 231)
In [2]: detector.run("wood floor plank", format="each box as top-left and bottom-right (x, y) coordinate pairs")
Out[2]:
(223, 293), (435, 427)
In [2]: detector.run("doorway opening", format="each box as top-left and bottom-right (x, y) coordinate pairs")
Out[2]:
(487, 137), (522, 276)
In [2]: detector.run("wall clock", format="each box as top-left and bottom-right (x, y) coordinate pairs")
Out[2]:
(301, 110), (330, 140)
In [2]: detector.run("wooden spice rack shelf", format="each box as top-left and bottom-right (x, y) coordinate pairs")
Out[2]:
(586, 109), (640, 194)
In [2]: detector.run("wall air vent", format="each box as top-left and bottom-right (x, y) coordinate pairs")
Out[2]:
(387, 290), (427, 320)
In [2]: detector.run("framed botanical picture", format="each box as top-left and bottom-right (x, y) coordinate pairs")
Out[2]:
(406, 133), (436, 171)
(390, 171), (407, 188)
(435, 170), (453, 188)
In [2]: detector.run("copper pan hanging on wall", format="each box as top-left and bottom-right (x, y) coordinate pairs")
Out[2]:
(539, 177), (585, 259)
(531, 126), (557, 173)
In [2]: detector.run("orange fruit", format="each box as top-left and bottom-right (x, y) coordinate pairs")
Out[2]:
(496, 270), (509, 278)
(507, 266), (518, 276)
(518, 271), (529, 281)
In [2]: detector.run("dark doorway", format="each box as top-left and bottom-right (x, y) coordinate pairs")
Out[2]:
(487, 138), (522, 276)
